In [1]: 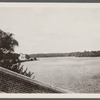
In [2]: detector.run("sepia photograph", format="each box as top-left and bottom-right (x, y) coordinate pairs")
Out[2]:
(0, 3), (100, 96)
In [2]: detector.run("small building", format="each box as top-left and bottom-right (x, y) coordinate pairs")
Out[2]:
(18, 53), (26, 61)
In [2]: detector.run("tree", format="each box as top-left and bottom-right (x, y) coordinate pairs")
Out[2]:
(0, 30), (18, 58)
(0, 30), (34, 78)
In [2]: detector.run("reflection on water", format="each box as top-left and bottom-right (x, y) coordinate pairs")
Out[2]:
(22, 57), (100, 93)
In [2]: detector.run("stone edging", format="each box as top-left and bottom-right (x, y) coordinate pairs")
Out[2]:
(0, 66), (72, 93)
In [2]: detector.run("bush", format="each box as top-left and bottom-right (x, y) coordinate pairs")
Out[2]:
(0, 59), (35, 78)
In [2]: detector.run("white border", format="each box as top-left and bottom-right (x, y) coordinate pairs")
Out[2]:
(0, 3), (99, 8)
(0, 3), (100, 98)
(0, 94), (100, 98)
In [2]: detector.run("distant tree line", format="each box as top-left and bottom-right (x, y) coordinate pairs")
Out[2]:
(67, 51), (100, 57)
(30, 51), (100, 58)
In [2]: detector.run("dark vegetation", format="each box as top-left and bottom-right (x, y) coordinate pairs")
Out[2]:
(0, 30), (34, 78)
(30, 51), (100, 58)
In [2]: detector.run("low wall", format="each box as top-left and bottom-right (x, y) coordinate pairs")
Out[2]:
(0, 67), (69, 93)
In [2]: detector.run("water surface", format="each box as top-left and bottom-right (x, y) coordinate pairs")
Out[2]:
(23, 57), (100, 93)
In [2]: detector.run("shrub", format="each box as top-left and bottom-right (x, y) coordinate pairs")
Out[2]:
(0, 59), (35, 78)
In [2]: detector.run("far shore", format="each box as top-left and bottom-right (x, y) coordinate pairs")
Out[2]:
(30, 50), (100, 58)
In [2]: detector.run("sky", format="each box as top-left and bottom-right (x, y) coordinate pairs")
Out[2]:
(0, 3), (100, 54)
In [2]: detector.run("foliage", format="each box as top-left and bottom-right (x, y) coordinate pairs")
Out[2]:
(0, 30), (18, 54)
(0, 29), (35, 78)
(11, 63), (34, 78)
(30, 50), (100, 58)
(0, 60), (34, 78)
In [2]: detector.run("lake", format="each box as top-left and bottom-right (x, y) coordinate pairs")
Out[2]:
(22, 57), (100, 93)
